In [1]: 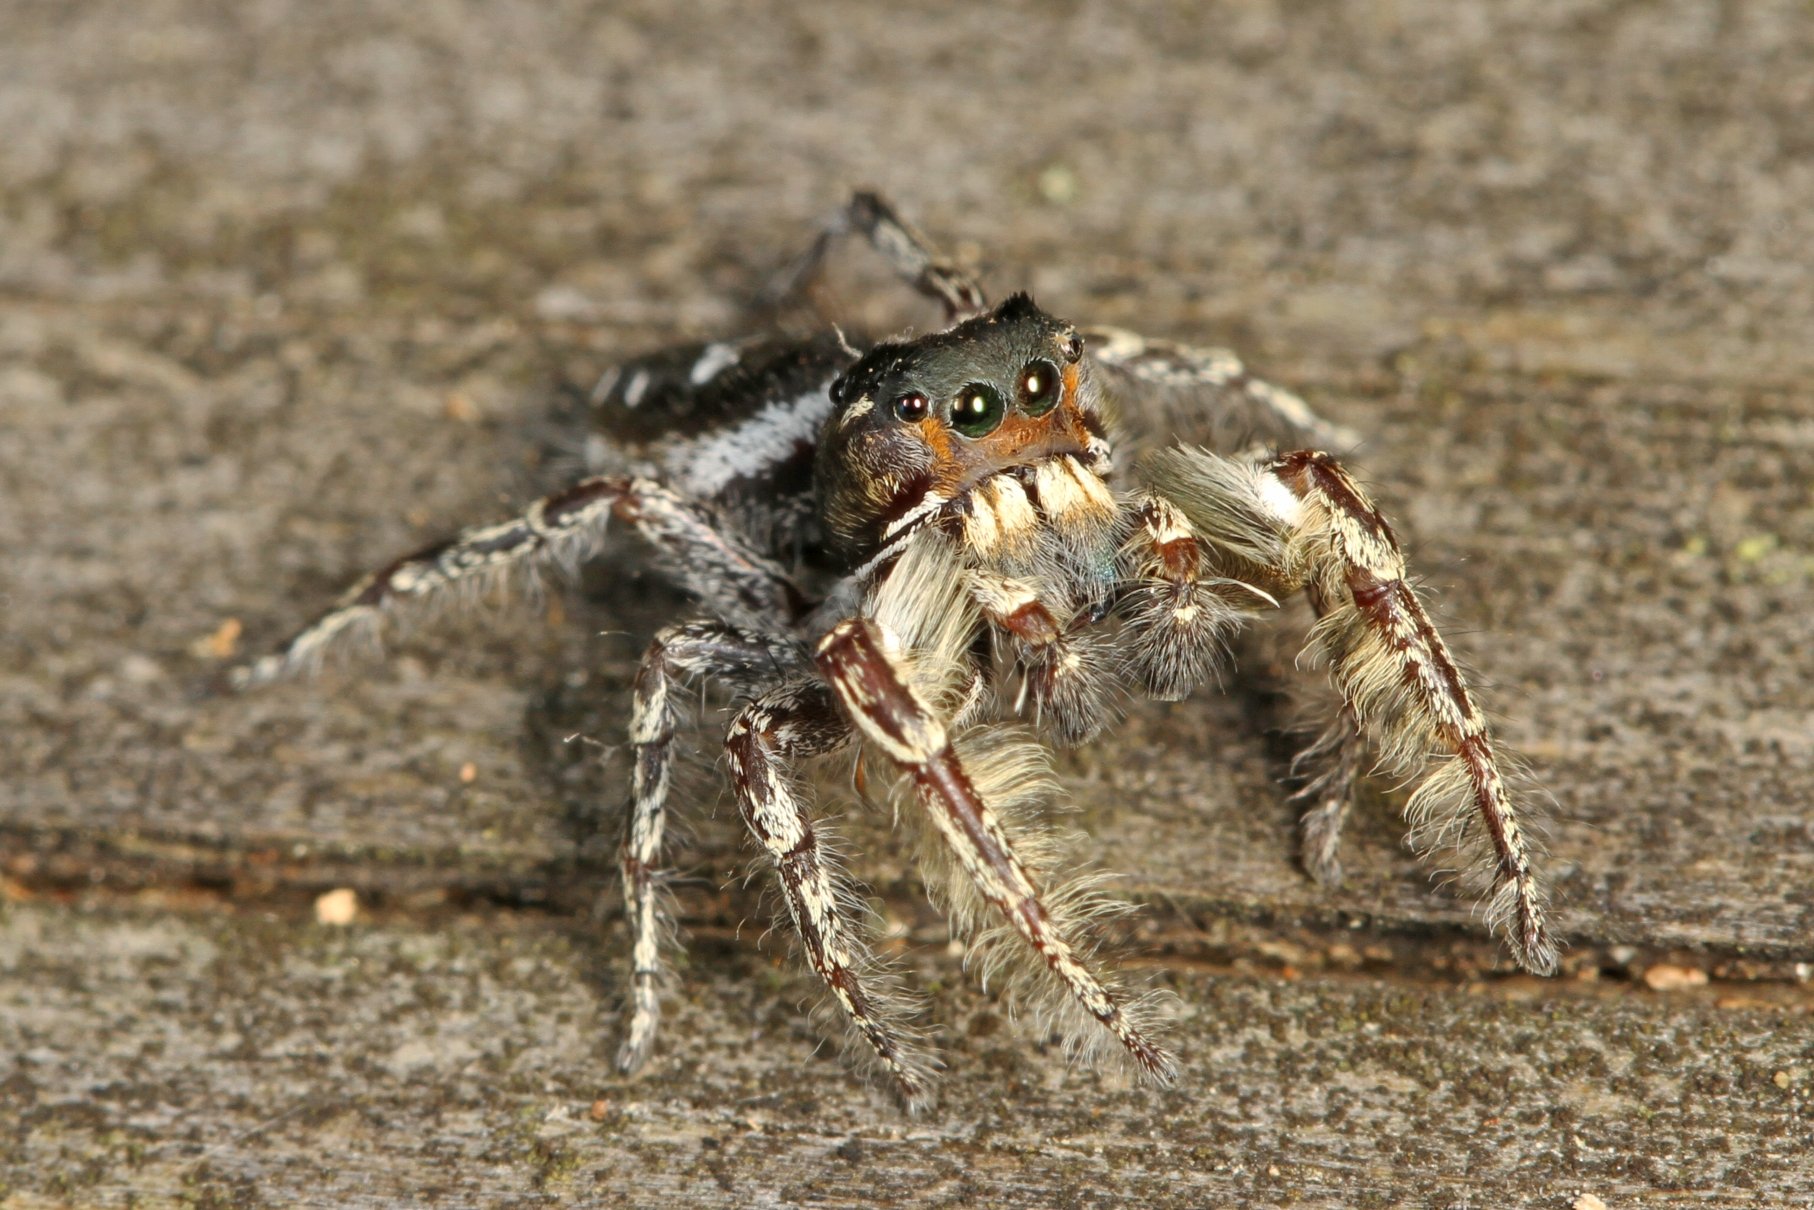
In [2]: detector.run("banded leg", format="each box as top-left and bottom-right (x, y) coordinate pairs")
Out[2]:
(234, 475), (802, 686)
(966, 569), (1114, 746)
(617, 621), (803, 1074)
(770, 190), (989, 322)
(725, 680), (937, 1107)
(1085, 325), (1360, 454)
(1144, 445), (1557, 974)
(817, 616), (1176, 1084)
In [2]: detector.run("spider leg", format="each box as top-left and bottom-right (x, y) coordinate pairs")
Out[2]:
(724, 678), (938, 1107)
(769, 190), (989, 322)
(1144, 446), (1558, 974)
(816, 616), (1177, 1084)
(234, 476), (803, 686)
(617, 621), (805, 1075)
(1291, 705), (1365, 887)
(1085, 325), (1360, 454)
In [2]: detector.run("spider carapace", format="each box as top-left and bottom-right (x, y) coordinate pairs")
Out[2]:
(237, 192), (1557, 1108)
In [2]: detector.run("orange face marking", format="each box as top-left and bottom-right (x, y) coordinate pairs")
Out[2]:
(914, 414), (964, 495)
(907, 359), (1094, 497)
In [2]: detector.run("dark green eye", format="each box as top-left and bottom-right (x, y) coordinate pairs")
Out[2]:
(1017, 359), (1061, 415)
(949, 382), (1006, 438)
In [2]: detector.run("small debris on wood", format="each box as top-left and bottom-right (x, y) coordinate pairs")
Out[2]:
(1642, 964), (1709, 991)
(193, 617), (243, 660)
(1574, 1194), (1608, 1210)
(314, 887), (359, 926)
(459, 762), (479, 784)
(444, 391), (479, 423)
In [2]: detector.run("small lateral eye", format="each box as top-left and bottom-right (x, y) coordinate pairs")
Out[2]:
(950, 382), (1006, 438)
(1017, 359), (1062, 415)
(892, 392), (929, 422)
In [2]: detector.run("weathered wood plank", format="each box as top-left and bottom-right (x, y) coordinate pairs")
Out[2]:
(1, 902), (1809, 1208)
(3, 0), (1813, 1203)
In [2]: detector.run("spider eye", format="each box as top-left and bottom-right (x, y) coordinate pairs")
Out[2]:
(892, 392), (929, 422)
(1017, 359), (1062, 416)
(949, 382), (1006, 438)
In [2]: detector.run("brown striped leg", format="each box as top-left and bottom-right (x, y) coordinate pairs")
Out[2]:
(617, 622), (803, 1075)
(1263, 451), (1556, 973)
(1142, 445), (1557, 973)
(769, 190), (989, 322)
(724, 679), (938, 1107)
(966, 570), (1114, 746)
(1118, 496), (1262, 701)
(816, 616), (1177, 1084)
(234, 476), (802, 686)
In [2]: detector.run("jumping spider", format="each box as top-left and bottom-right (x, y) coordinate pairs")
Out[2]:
(238, 192), (1557, 1107)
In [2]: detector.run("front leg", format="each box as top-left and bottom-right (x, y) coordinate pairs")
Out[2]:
(1145, 446), (1558, 974)
(816, 616), (1176, 1084)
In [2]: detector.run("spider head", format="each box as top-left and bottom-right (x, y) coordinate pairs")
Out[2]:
(816, 293), (1116, 568)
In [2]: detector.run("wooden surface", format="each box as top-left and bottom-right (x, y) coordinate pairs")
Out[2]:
(3, 1), (1812, 1206)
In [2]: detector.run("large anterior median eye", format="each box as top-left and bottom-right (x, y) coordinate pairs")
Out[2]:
(1017, 359), (1061, 415)
(949, 382), (1006, 438)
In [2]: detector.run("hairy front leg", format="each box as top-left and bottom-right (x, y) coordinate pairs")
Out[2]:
(1145, 446), (1558, 974)
(617, 621), (804, 1075)
(817, 616), (1176, 1084)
